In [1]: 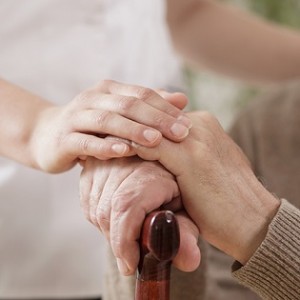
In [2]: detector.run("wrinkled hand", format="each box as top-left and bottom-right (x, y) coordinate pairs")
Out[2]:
(30, 80), (191, 173)
(133, 111), (280, 264)
(80, 156), (200, 275)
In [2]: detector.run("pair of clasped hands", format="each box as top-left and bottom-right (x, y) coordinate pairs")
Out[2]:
(32, 80), (278, 275)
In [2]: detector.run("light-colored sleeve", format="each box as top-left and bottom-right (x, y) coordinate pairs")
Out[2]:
(232, 199), (300, 300)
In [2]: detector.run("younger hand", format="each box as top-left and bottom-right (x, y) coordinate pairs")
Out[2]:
(30, 80), (191, 173)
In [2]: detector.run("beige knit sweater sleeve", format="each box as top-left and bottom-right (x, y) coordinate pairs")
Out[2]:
(228, 81), (300, 300)
(232, 199), (300, 299)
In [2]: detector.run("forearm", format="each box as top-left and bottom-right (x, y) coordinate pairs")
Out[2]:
(167, 0), (300, 83)
(0, 78), (53, 168)
(175, 153), (280, 265)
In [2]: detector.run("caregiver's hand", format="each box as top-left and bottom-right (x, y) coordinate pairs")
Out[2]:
(29, 80), (191, 173)
(79, 156), (200, 275)
(133, 111), (280, 265)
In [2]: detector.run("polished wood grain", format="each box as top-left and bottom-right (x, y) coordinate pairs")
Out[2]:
(135, 210), (180, 300)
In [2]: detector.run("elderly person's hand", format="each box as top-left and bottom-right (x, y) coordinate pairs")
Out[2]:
(80, 156), (200, 275)
(134, 111), (280, 265)
(7, 79), (191, 173)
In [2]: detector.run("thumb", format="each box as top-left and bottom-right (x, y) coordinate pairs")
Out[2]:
(132, 138), (183, 176)
(173, 211), (201, 272)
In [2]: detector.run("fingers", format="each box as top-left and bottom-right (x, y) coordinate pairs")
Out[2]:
(111, 208), (201, 274)
(131, 138), (183, 176)
(80, 157), (135, 235)
(131, 111), (221, 175)
(105, 162), (180, 275)
(72, 109), (163, 147)
(110, 177), (180, 275)
(97, 80), (188, 118)
(80, 156), (201, 276)
(33, 81), (191, 172)
(80, 157), (179, 276)
(91, 80), (192, 141)
(60, 80), (192, 165)
(172, 211), (201, 272)
(156, 90), (189, 110)
(65, 132), (131, 160)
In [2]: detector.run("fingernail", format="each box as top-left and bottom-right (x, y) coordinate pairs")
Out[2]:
(177, 115), (193, 129)
(112, 143), (128, 155)
(170, 122), (189, 139)
(117, 258), (129, 275)
(143, 129), (161, 143)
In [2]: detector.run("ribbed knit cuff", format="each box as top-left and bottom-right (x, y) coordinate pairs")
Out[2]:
(232, 199), (300, 300)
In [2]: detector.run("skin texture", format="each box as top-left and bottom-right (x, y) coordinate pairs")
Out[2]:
(134, 112), (281, 263)
(0, 79), (191, 173)
(80, 156), (200, 275)
(80, 111), (280, 275)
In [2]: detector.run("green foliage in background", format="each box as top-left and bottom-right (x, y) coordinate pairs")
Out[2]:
(246, 0), (300, 28)
(184, 0), (300, 111)
(236, 0), (300, 107)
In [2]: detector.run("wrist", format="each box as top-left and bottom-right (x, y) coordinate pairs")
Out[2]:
(28, 103), (57, 171)
(232, 183), (281, 265)
(0, 78), (54, 170)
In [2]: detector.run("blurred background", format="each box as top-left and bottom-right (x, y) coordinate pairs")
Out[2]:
(184, 0), (300, 129)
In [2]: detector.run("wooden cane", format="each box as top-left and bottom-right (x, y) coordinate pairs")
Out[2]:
(135, 210), (180, 300)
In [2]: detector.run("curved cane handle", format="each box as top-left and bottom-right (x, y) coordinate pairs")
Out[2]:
(135, 210), (180, 300)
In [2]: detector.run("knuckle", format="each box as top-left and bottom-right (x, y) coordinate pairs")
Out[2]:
(97, 210), (110, 232)
(96, 194), (112, 232)
(94, 143), (107, 157)
(78, 138), (90, 153)
(110, 181), (150, 214)
(97, 79), (114, 89)
(89, 211), (98, 226)
(94, 110), (112, 128)
(74, 89), (95, 105)
(130, 123), (149, 140)
(118, 96), (137, 111)
(135, 87), (154, 100)
(137, 176), (156, 186)
(97, 140), (112, 154)
(152, 114), (167, 128)
(165, 106), (178, 116)
(111, 193), (132, 215)
(199, 111), (217, 124)
(135, 166), (160, 182)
